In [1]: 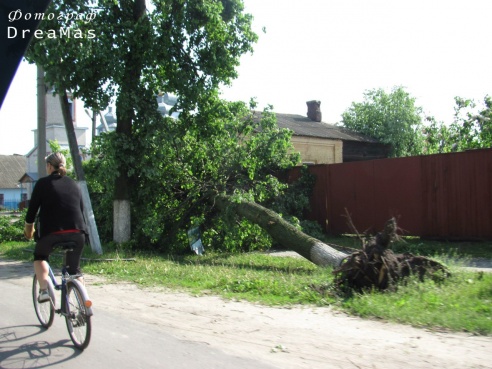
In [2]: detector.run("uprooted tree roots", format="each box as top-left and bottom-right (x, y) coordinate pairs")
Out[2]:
(213, 195), (449, 292)
(333, 218), (450, 292)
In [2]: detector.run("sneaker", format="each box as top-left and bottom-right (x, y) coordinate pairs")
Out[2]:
(38, 289), (50, 303)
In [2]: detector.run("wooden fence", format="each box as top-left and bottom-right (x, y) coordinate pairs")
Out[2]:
(289, 148), (492, 240)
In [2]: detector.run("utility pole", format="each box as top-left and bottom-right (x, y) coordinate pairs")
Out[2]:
(36, 65), (46, 177)
(59, 91), (103, 254)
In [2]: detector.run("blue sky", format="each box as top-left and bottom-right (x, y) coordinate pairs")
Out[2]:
(1, 0), (491, 155)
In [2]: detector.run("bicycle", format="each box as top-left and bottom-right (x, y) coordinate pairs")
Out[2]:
(32, 241), (93, 350)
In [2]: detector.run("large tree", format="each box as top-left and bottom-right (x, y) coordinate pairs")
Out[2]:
(27, 0), (258, 242)
(341, 86), (425, 157)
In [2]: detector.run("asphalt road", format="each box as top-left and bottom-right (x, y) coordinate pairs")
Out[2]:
(0, 260), (276, 369)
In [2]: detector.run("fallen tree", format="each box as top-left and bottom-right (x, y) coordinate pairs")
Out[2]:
(214, 194), (347, 267)
(214, 194), (450, 291)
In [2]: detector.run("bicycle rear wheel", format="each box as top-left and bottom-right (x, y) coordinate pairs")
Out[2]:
(65, 281), (91, 350)
(32, 274), (55, 328)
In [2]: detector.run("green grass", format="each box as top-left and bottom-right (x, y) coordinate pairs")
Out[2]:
(342, 269), (492, 335)
(2, 238), (491, 335)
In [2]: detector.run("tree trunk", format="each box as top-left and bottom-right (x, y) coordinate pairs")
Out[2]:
(112, 0), (147, 243)
(214, 194), (347, 267)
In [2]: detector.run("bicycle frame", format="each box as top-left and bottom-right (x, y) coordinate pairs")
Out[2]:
(47, 261), (94, 318)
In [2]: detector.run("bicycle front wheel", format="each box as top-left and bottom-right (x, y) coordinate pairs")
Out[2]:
(65, 281), (91, 350)
(32, 274), (55, 328)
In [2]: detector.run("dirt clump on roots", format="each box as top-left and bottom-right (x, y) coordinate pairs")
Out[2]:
(333, 217), (450, 292)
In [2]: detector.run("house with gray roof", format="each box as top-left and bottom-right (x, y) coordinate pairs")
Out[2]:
(0, 154), (27, 210)
(262, 101), (390, 165)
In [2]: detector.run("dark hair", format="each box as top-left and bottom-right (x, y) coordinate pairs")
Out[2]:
(46, 152), (67, 176)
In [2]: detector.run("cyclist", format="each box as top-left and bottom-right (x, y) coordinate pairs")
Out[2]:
(24, 152), (87, 302)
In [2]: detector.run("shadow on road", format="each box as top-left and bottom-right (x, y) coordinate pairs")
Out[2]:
(0, 325), (82, 369)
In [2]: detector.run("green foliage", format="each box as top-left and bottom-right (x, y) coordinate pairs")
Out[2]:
(413, 95), (492, 155)
(421, 116), (453, 154)
(198, 166), (317, 253)
(264, 165), (328, 244)
(341, 86), (425, 157)
(27, 0), (258, 112)
(0, 212), (26, 243)
(132, 101), (299, 251)
(82, 135), (119, 243)
(341, 86), (491, 157)
(448, 96), (492, 151)
(201, 217), (272, 253)
(86, 99), (300, 252)
(268, 166), (315, 219)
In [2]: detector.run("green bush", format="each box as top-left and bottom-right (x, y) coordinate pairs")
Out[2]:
(202, 216), (272, 253)
(0, 212), (25, 243)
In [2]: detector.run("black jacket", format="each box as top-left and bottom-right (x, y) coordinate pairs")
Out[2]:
(25, 173), (87, 238)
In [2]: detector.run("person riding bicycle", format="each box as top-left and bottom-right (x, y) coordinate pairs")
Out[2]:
(24, 152), (87, 302)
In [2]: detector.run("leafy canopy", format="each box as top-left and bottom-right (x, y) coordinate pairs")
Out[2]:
(423, 96), (492, 154)
(27, 0), (258, 112)
(341, 86), (425, 157)
(85, 97), (301, 251)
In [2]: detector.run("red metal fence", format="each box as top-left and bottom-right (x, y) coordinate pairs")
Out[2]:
(289, 148), (492, 240)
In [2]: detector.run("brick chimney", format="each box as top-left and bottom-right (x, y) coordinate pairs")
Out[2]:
(306, 100), (322, 122)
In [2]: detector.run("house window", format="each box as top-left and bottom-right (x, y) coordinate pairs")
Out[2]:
(21, 193), (27, 202)
(0, 194), (4, 207)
